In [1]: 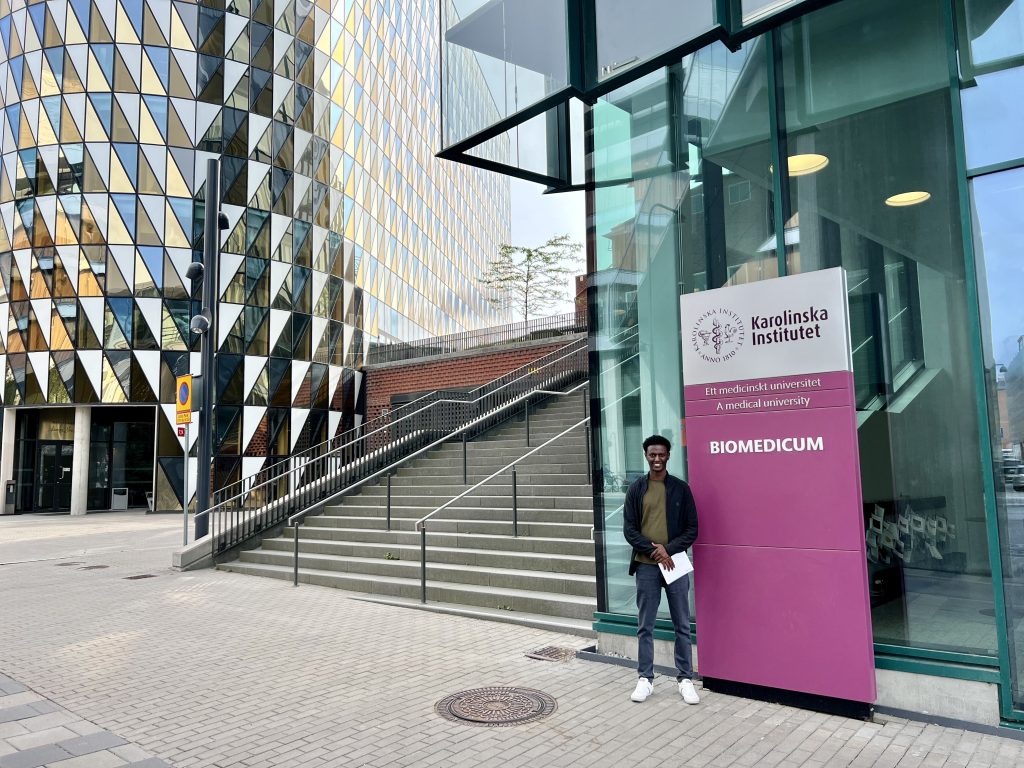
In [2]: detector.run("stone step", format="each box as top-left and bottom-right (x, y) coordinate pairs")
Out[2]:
(304, 514), (592, 539)
(487, 422), (589, 437)
(338, 495), (594, 512)
(321, 504), (594, 525)
(293, 525), (595, 556)
(355, 482), (592, 499)
(405, 459), (588, 476)
(212, 380), (596, 632)
(217, 561), (597, 621)
(399, 458), (587, 473)
(235, 549), (597, 597)
(433, 437), (588, 453)
(381, 471), (591, 486)
(259, 537), (596, 575)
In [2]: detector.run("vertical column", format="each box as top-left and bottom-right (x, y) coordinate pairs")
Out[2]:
(0, 409), (15, 506)
(70, 405), (91, 516)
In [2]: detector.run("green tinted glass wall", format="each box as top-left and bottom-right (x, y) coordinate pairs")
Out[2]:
(972, 167), (1024, 708)
(590, 0), (998, 656)
(776, 0), (994, 655)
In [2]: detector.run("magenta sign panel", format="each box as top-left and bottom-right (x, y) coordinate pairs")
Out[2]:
(681, 268), (875, 704)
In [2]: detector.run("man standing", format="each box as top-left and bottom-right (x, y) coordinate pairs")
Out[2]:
(623, 434), (700, 704)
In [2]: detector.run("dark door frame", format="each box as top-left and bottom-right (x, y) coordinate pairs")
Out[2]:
(35, 440), (74, 512)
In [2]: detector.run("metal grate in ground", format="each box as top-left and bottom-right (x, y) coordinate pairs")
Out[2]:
(525, 645), (578, 662)
(435, 687), (557, 727)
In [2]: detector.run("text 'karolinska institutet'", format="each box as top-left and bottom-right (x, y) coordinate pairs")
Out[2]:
(438, 0), (1024, 727)
(0, 0), (509, 514)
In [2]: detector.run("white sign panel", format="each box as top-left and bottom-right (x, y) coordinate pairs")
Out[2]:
(679, 267), (852, 386)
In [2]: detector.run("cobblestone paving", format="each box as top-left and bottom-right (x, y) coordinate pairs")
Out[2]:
(3, 513), (1024, 768)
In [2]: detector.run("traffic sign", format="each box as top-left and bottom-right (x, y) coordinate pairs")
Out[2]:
(176, 375), (192, 425)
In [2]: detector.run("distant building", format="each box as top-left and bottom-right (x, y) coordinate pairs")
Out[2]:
(1006, 340), (1024, 450)
(0, 0), (509, 513)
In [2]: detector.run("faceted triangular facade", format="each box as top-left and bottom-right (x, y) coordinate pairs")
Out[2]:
(0, 0), (511, 511)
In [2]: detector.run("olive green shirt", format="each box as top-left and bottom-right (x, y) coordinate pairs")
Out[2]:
(634, 478), (667, 565)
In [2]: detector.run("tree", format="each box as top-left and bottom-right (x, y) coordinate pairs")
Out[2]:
(479, 234), (583, 322)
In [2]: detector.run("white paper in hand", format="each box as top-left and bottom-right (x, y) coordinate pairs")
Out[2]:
(659, 551), (694, 585)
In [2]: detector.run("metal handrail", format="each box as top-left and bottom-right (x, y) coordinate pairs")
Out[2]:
(201, 342), (585, 520)
(365, 310), (587, 365)
(414, 409), (592, 603)
(211, 336), (588, 508)
(287, 380), (591, 585)
(201, 338), (587, 558)
(207, 344), (585, 518)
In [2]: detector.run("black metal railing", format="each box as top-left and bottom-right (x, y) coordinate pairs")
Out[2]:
(411, 386), (592, 602)
(199, 337), (588, 557)
(364, 310), (587, 365)
(209, 327), (590, 512)
(291, 382), (591, 587)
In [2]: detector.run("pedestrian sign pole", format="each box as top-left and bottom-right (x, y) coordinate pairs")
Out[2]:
(176, 375), (192, 545)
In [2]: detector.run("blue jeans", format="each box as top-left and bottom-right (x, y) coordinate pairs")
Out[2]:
(635, 562), (693, 681)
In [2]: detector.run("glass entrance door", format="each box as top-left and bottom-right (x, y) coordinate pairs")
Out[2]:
(36, 441), (74, 511)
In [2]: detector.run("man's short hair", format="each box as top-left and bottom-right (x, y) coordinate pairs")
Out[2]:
(642, 435), (671, 453)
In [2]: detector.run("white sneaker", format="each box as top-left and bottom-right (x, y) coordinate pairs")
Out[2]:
(630, 678), (654, 702)
(679, 678), (700, 704)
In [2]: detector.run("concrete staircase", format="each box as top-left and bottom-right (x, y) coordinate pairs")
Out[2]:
(218, 392), (597, 635)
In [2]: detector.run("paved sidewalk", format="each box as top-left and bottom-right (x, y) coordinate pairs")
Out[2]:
(0, 671), (169, 768)
(3, 514), (1024, 768)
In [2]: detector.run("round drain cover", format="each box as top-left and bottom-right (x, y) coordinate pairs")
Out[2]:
(435, 687), (557, 727)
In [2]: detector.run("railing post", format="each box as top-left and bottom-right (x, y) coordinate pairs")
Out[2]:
(525, 400), (530, 447)
(581, 385), (587, 419)
(512, 465), (518, 538)
(462, 432), (468, 485)
(386, 472), (392, 531)
(420, 525), (427, 604)
(293, 524), (299, 587)
(585, 423), (592, 484)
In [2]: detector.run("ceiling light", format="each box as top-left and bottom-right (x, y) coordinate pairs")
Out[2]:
(787, 154), (829, 177)
(885, 191), (931, 207)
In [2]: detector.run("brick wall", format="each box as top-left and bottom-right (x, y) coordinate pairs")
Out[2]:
(363, 340), (577, 422)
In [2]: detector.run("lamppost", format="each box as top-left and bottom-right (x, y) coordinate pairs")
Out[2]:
(186, 159), (229, 539)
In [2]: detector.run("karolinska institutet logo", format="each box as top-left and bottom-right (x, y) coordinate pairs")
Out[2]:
(691, 309), (745, 363)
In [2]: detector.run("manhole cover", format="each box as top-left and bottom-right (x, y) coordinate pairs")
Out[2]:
(525, 646), (577, 662)
(123, 574), (157, 580)
(435, 687), (557, 727)
(78, 565), (109, 570)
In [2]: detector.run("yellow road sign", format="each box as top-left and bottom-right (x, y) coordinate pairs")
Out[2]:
(176, 375), (192, 425)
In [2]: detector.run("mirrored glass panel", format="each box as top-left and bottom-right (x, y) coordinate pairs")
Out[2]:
(973, 167), (1024, 706)
(778, 0), (995, 655)
(594, 0), (714, 83)
(591, 39), (771, 617)
(741, 0), (805, 24)
(964, 0), (1024, 67)
(961, 65), (1024, 169)
(442, 0), (570, 148)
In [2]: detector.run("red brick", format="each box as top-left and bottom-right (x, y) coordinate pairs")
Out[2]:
(363, 343), (567, 422)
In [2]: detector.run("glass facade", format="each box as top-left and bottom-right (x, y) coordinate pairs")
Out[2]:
(439, 0), (1024, 723)
(591, 0), (1003, 652)
(0, 0), (510, 511)
(967, 0), (1024, 714)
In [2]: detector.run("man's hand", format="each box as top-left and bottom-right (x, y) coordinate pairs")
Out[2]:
(651, 544), (673, 570)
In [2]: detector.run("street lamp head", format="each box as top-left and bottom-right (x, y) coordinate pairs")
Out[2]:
(189, 311), (212, 335)
(218, 212), (230, 230)
(185, 261), (205, 281)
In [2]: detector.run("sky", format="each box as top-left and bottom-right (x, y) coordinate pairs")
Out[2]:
(508, 179), (587, 316)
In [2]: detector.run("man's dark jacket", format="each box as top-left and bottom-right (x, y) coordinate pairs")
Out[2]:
(623, 473), (698, 576)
